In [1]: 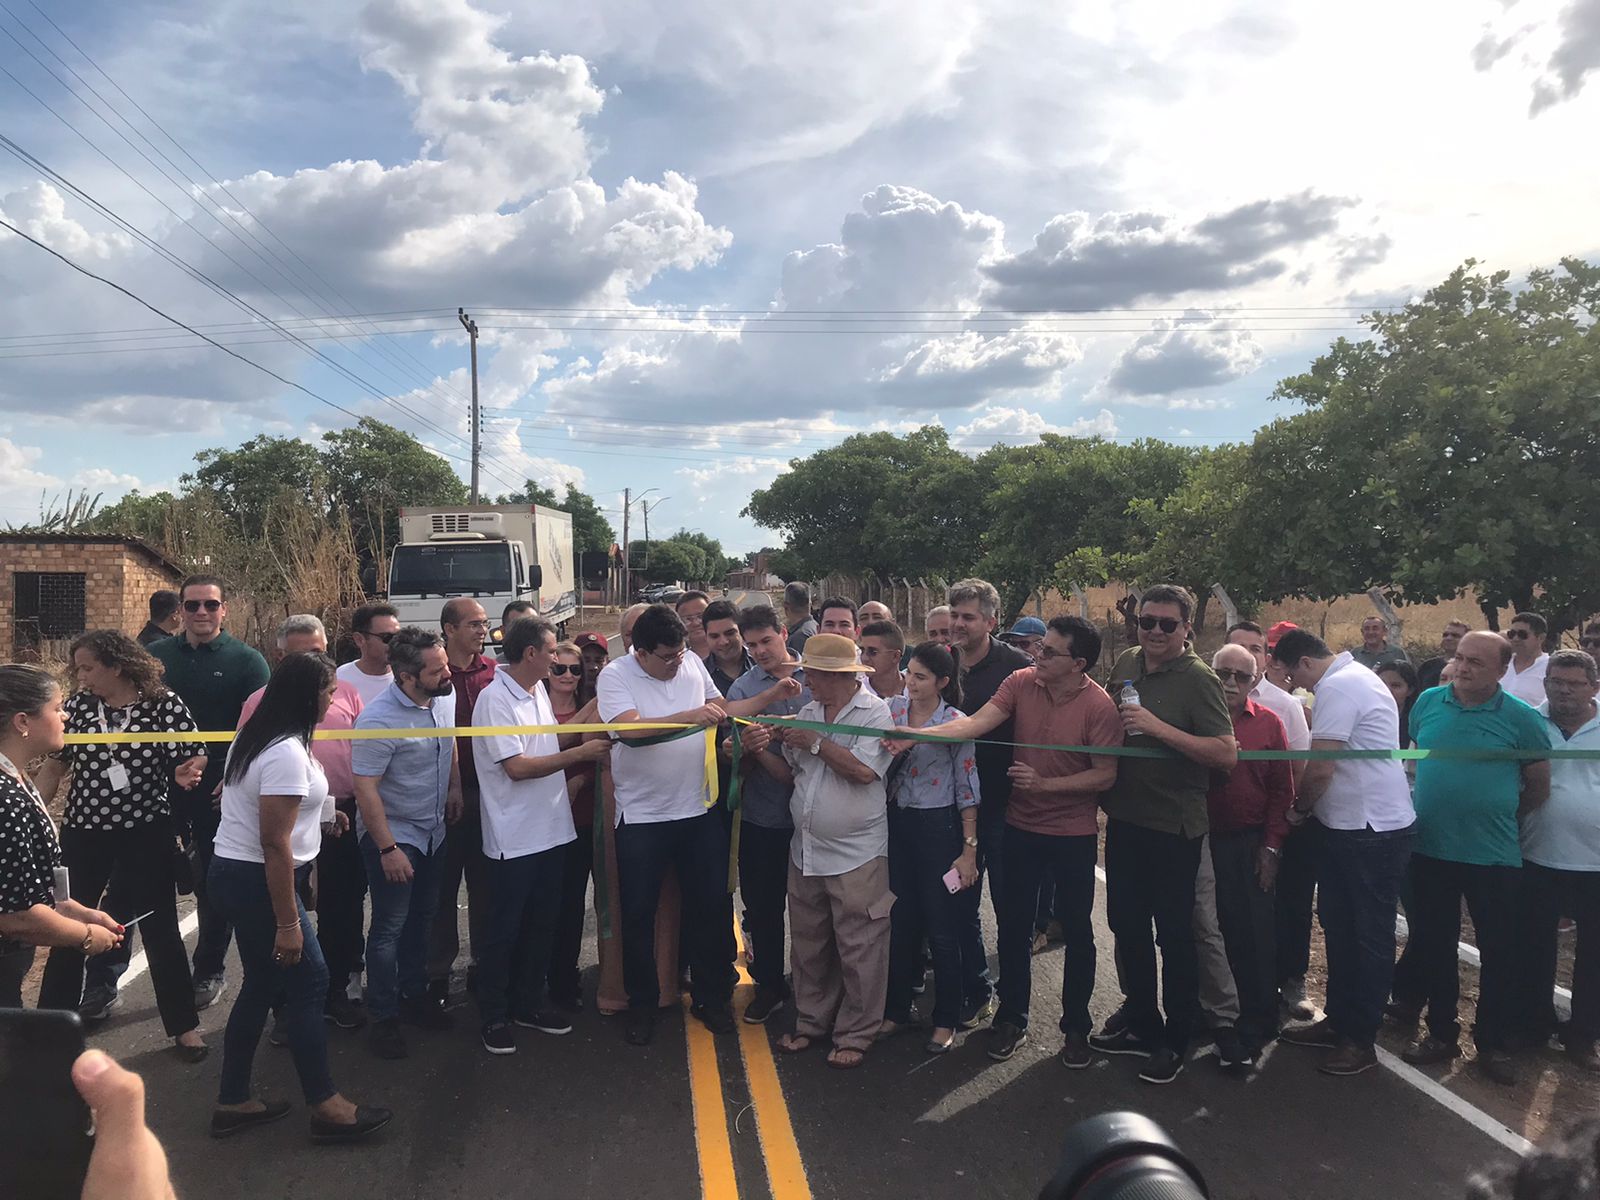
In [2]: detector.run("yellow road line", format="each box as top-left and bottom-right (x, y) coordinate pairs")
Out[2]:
(684, 994), (741, 1200)
(733, 925), (814, 1200)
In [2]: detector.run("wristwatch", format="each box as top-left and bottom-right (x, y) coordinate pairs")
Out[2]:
(963, 836), (979, 848)
(808, 738), (822, 756)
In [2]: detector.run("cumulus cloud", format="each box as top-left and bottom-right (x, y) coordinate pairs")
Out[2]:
(1530, 0), (1600, 113)
(949, 404), (1118, 451)
(0, 436), (63, 522)
(981, 191), (1355, 309)
(1106, 311), (1264, 396)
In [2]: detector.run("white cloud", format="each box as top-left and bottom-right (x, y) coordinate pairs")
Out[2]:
(1106, 311), (1265, 396)
(950, 404), (1118, 451)
(0, 436), (63, 522)
(72, 468), (145, 492)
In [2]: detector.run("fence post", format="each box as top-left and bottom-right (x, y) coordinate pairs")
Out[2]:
(1069, 582), (1090, 620)
(1210, 583), (1240, 630)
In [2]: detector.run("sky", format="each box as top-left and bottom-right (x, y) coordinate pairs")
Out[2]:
(1, 0), (1597, 553)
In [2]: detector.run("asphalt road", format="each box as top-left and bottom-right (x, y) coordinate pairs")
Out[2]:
(86, 877), (1520, 1200)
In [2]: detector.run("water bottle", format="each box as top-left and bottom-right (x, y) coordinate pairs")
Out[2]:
(1119, 681), (1141, 708)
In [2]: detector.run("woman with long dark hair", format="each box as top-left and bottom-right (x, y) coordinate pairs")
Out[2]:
(34, 630), (208, 1060)
(0, 664), (124, 1007)
(879, 641), (980, 1054)
(1377, 660), (1422, 748)
(547, 640), (600, 1010)
(207, 652), (391, 1143)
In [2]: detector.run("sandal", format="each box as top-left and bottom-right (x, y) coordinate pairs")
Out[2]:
(777, 1033), (814, 1054)
(826, 1046), (866, 1070)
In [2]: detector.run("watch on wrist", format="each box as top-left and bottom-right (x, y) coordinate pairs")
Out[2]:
(808, 738), (822, 756)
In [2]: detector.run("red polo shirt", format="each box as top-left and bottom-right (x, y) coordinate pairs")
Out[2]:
(450, 654), (497, 790)
(1206, 698), (1295, 849)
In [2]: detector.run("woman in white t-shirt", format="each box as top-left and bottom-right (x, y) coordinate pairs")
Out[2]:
(207, 652), (392, 1145)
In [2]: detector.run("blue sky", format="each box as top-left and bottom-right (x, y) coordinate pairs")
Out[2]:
(2, 0), (1598, 552)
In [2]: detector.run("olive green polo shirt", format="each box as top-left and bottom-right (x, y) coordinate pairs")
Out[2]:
(148, 632), (270, 793)
(1102, 645), (1233, 837)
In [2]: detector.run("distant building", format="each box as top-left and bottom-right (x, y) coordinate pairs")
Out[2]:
(725, 551), (782, 593)
(0, 534), (185, 661)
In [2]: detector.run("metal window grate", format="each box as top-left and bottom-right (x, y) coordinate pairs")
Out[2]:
(14, 571), (87, 658)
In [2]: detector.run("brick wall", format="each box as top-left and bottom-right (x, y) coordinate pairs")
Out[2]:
(0, 541), (183, 660)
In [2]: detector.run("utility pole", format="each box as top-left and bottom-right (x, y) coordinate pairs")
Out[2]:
(458, 307), (480, 503)
(621, 487), (631, 601)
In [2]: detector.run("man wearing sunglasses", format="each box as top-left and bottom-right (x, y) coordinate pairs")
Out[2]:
(337, 604), (400, 707)
(144, 575), (270, 1012)
(424, 599), (498, 1010)
(1501, 611), (1550, 707)
(1094, 585), (1236, 1085)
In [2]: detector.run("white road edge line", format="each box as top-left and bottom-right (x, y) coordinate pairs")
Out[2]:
(1092, 866), (1531, 1157)
(121, 911), (200, 987)
(1395, 913), (1572, 1018)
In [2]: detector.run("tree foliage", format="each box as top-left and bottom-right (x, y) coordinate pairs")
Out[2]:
(321, 418), (468, 566)
(562, 482), (616, 555)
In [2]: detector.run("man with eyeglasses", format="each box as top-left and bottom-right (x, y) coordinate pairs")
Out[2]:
(1418, 621), (1470, 693)
(1204, 644), (1295, 1066)
(859, 619), (905, 700)
(425, 599), (497, 1009)
(144, 574), (269, 1011)
(1501, 611), (1550, 707)
(597, 604), (732, 1046)
(1093, 584), (1236, 1085)
(1516, 648), (1600, 1073)
(337, 603), (400, 706)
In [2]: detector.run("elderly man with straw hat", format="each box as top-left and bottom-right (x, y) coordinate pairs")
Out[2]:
(742, 633), (895, 1069)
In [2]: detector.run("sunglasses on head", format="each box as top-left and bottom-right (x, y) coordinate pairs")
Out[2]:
(182, 598), (222, 613)
(548, 663), (579, 676)
(361, 630), (396, 644)
(1138, 616), (1182, 634)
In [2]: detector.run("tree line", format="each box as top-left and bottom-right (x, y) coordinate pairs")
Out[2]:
(745, 259), (1600, 637)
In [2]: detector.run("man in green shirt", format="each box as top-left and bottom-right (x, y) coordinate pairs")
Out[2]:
(1400, 630), (1548, 1086)
(1089, 585), (1236, 1085)
(1351, 616), (1411, 671)
(146, 575), (269, 1008)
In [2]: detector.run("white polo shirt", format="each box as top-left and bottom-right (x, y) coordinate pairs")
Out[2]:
(471, 670), (575, 859)
(1308, 653), (1414, 832)
(597, 651), (720, 826)
(1524, 703), (1600, 871)
(1252, 676), (1311, 752)
(1502, 653), (1549, 707)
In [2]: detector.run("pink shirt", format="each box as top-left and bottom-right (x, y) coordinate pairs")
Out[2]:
(238, 678), (363, 799)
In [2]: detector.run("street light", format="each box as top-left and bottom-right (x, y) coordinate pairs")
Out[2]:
(640, 495), (671, 569)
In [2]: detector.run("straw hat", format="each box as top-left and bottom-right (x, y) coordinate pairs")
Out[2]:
(798, 633), (872, 673)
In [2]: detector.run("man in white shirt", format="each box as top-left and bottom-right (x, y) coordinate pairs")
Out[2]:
(597, 604), (729, 1047)
(471, 618), (609, 1055)
(1272, 629), (1414, 1077)
(336, 604), (399, 706)
(1502, 611), (1550, 706)
(1227, 621), (1316, 1020)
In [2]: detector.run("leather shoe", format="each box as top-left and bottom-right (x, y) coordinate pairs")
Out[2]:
(310, 1104), (394, 1144)
(211, 1099), (291, 1139)
(625, 1010), (655, 1046)
(1401, 1035), (1460, 1066)
(1477, 1048), (1517, 1087)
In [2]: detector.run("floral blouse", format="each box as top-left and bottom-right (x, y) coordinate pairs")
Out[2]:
(886, 696), (980, 811)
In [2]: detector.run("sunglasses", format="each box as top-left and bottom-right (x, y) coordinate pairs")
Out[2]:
(548, 663), (580, 676)
(1506, 629), (1533, 640)
(182, 599), (222, 613)
(1214, 668), (1254, 683)
(360, 630), (396, 644)
(1138, 616), (1182, 634)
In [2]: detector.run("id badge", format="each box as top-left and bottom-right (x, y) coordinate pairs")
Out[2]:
(105, 762), (132, 792)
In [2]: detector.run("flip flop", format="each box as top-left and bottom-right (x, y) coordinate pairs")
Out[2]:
(827, 1047), (866, 1070)
(777, 1033), (814, 1054)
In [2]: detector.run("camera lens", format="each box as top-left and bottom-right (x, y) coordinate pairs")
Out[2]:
(1039, 1112), (1209, 1200)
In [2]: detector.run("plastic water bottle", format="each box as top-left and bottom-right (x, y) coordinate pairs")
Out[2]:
(1119, 681), (1141, 708)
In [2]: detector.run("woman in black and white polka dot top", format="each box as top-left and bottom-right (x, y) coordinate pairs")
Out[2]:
(32, 630), (210, 1062)
(0, 664), (124, 1007)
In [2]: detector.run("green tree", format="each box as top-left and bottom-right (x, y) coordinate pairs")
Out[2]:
(321, 418), (468, 567)
(87, 489), (176, 544)
(497, 480), (559, 507)
(563, 483), (616, 554)
(631, 538), (706, 583)
(185, 435), (324, 540)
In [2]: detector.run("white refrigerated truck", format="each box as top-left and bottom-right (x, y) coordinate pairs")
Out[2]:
(387, 505), (577, 640)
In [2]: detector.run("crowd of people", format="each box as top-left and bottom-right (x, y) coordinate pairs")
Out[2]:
(1, 572), (1597, 1149)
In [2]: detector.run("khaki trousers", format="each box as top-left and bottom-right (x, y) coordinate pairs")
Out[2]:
(787, 856), (894, 1052)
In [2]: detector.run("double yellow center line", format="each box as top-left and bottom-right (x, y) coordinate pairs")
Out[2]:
(682, 925), (813, 1200)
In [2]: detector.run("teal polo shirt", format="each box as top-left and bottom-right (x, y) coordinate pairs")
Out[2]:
(1409, 684), (1550, 866)
(148, 632), (270, 795)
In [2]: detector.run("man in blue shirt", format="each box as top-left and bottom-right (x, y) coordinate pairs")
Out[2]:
(726, 606), (809, 1024)
(1402, 630), (1549, 1085)
(353, 628), (462, 1059)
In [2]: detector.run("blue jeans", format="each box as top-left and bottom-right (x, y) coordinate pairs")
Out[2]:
(207, 856), (335, 1106)
(478, 844), (565, 1027)
(885, 806), (967, 1029)
(1315, 821), (1414, 1046)
(360, 834), (447, 1022)
(998, 826), (1097, 1036)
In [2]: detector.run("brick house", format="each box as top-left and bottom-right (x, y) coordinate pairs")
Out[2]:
(0, 535), (186, 662)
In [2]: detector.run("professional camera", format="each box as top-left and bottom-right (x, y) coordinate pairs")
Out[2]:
(1038, 1112), (1209, 1200)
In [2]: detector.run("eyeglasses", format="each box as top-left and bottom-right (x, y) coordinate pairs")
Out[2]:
(1506, 629), (1533, 640)
(1138, 616), (1182, 634)
(182, 599), (222, 613)
(1036, 647), (1079, 662)
(859, 646), (895, 658)
(360, 630), (396, 644)
(1214, 668), (1255, 683)
(548, 663), (579, 676)
(648, 647), (685, 665)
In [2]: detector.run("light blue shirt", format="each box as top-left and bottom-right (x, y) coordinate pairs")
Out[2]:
(352, 682), (455, 854)
(885, 696), (979, 811)
(727, 663), (809, 831)
(1525, 703), (1600, 871)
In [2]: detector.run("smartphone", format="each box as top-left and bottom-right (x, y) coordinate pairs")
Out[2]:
(0, 1008), (93, 1200)
(942, 867), (964, 894)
